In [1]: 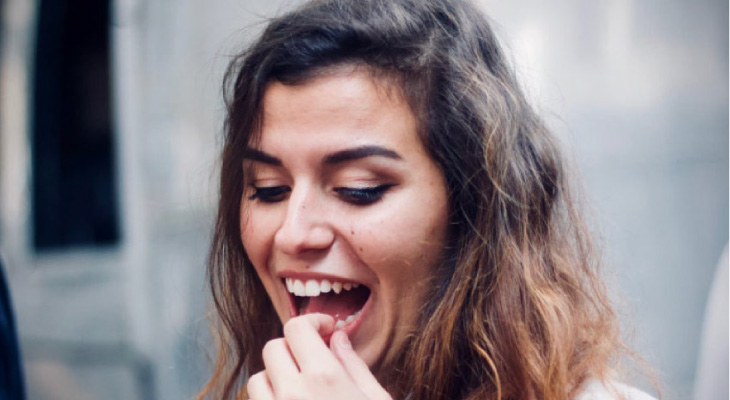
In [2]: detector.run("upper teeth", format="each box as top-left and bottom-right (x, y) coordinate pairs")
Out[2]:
(285, 278), (360, 297)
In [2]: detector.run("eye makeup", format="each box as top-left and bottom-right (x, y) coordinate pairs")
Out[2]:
(249, 186), (291, 203)
(333, 183), (396, 206)
(247, 183), (397, 206)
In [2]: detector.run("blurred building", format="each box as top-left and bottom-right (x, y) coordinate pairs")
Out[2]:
(0, 0), (726, 399)
(0, 0), (275, 398)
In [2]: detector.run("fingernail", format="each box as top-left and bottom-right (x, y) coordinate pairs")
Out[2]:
(338, 331), (352, 349)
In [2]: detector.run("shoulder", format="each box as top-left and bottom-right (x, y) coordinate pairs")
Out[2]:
(575, 379), (657, 400)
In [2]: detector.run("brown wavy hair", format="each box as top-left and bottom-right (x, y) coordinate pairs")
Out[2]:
(200, 0), (634, 398)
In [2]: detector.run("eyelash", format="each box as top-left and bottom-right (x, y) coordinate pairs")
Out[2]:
(248, 186), (291, 203)
(333, 184), (395, 205)
(248, 184), (395, 206)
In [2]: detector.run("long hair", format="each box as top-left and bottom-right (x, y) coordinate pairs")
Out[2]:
(201, 0), (626, 398)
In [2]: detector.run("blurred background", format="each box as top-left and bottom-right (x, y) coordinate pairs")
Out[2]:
(0, 0), (726, 399)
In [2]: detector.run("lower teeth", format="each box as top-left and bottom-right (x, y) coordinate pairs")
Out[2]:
(334, 309), (361, 329)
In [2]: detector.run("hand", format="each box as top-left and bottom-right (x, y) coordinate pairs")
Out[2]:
(246, 313), (393, 400)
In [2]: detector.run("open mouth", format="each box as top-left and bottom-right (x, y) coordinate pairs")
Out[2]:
(285, 278), (371, 330)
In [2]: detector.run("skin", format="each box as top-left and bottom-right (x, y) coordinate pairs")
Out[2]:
(247, 314), (393, 400)
(239, 70), (449, 398)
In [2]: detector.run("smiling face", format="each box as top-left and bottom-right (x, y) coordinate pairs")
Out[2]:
(239, 70), (449, 369)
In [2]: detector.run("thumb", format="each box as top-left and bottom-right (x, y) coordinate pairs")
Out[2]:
(330, 331), (392, 400)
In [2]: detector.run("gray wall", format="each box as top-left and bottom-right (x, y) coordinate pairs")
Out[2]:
(0, 0), (726, 399)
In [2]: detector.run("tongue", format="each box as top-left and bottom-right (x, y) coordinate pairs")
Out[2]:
(301, 286), (369, 320)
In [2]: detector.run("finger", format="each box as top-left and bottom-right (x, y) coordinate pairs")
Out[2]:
(261, 338), (301, 393)
(283, 313), (338, 371)
(330, 331), (392, 400)
(246, 370), (275, 400)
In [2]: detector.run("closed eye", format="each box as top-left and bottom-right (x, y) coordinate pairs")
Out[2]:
(249, 186), (291, 203)
(334, 184), (396, 206)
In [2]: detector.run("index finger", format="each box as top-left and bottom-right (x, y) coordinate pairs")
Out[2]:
(283, 313), (338, 371)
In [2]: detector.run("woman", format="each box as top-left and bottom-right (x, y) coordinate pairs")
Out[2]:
(200, 0), (656, 399)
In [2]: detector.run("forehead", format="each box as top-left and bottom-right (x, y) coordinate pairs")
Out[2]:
(257, 70), (419, 154)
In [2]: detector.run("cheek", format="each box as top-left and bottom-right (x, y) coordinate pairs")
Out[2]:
(241, 205), (289, 320)
(240, 203), (276, 250)
(240, 205), (276, 280)
(353, 196), (448, 281)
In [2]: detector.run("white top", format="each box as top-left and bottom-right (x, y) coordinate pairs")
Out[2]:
(576, 380), (657, 400)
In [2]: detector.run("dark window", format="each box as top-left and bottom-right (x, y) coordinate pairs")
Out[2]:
(32, 0), (119, 251)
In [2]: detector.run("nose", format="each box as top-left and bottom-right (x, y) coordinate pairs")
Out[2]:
(273, 185), (335, 256)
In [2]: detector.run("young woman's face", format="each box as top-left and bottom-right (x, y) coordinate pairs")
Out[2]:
(240, 70), (449, 368)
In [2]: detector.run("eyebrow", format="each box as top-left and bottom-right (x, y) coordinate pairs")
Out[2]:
(323, 145), (402, 164)
(242, 145), (402, 166)
(242, 148), (282, 166)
